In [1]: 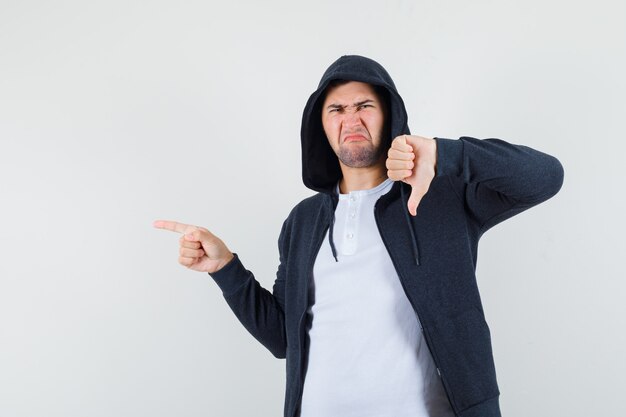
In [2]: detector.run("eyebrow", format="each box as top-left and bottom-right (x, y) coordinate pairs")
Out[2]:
(326, 99), (376, 110)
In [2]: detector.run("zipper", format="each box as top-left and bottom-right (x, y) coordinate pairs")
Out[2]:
(373, 200), (459, 415)
(292, 220), (329, 417)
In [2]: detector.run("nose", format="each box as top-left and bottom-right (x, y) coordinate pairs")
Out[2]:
(342, 108), (363, 128)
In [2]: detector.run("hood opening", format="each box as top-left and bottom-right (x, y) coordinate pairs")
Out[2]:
(300, 55), (420, 265)
(301, 55), (411, 194)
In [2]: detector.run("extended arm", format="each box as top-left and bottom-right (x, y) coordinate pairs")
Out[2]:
(208, 251), (287, 359)
(153, 219), (288, 358)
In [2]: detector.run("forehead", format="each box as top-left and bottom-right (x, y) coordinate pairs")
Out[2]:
(322, 81), (379, 105)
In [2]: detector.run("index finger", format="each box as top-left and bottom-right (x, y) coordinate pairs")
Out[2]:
(153, 220), (195, 234)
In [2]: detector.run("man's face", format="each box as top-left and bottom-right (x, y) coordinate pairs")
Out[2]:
(321, 81), (386, 168)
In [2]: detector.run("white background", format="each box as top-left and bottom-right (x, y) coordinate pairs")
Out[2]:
(1, 0), (624, 416)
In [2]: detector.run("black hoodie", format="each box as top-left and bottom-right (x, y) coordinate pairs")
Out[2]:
(210, 55), (564, 417)
(301, 55), (410, 193)
(300, 55), (422, 264)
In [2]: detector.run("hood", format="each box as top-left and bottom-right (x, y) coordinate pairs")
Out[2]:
(300, 55), (411, 193)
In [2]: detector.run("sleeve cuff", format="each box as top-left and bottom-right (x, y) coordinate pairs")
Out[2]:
(208, 253), (251, 296)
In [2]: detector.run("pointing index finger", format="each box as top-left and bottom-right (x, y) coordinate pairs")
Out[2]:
(153, 220), (194, 234)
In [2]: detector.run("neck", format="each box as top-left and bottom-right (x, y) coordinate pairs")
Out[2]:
(338, 160), (388, 194)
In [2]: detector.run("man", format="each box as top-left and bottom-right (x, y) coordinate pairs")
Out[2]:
(154, 55), (564, 417)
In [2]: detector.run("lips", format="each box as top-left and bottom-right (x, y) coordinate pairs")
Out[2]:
(344, 134), (367, 143)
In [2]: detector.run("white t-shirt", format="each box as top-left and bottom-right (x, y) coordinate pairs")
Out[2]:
(299, 178), (454, 417)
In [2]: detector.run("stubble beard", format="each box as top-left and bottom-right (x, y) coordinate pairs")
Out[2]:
(336, 140), (386, 168)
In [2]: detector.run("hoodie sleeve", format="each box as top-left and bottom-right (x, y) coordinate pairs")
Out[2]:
(207, 221), (289, 359)
(434, 136), (564, 233)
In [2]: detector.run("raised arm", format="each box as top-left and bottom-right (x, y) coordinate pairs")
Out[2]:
(386, 135), (564, 231)
(435, 136), (564, 232)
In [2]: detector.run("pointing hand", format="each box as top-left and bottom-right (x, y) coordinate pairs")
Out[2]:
(386, 135), (437, 216)
(153, 220), (234, 273)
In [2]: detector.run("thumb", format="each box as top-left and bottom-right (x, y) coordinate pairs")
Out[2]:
(407, 187), (423, 217)
(184, 228), (215, 246)
(404, 167), (434, 216)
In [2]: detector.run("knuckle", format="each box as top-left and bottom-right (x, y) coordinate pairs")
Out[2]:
(390, 170), (404, 180)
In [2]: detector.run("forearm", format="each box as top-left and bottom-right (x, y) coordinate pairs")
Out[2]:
(435, 136), (564, 230)
(209, 253), (287, 359)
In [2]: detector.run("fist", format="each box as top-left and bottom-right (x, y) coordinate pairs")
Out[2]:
(386, 135), (437, 216)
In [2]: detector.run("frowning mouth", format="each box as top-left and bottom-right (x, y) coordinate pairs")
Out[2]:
(344, 134), (368, 143)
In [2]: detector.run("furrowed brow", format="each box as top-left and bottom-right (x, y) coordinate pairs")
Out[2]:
(326, 99), (375, 110)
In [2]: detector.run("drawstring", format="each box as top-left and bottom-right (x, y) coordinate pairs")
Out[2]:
(326, 183), (419, 265)
(400, 184), (421, 266)
(328, 212), (339, 262)
(328, 194), (339, 262)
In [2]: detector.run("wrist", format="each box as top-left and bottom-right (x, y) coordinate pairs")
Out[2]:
(216, 252), (235, 272)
